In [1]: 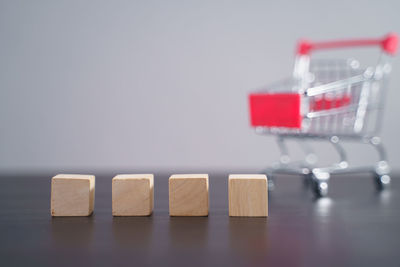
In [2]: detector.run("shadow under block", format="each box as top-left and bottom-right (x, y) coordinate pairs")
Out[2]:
(112, 174), (154, 216)
(229, 174), (268, 217)
(51, 174), (95, 216)
(169, 174), (209, 216)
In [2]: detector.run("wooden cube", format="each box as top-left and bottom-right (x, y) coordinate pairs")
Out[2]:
(229, 174), (268, 217)
(112, 174), (154, 216)
(169, 174), (209, 216)
(51, 174), (95, 216)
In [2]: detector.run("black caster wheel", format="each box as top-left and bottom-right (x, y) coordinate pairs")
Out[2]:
(311, 176), (328, 198)
(374, 173), (391, 191)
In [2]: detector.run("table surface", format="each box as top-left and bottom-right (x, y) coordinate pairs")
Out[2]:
(0, 172), (399, 267)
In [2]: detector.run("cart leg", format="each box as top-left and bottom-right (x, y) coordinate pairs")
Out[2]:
(369, 137), (391, 190)
(277, 137), (290, 165)
(330, 136), (348, 169)
(299, 141), (318, 166)
(298, 141), (316, 187)
(262, 137), (291, 191)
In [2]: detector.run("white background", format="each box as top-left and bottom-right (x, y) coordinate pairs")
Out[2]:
(1, 0), (399, 173)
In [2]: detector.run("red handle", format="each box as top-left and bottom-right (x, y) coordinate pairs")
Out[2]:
(297, 33), (398, 56)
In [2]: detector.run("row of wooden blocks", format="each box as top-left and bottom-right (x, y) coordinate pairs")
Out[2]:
(51, 174), (268, 217)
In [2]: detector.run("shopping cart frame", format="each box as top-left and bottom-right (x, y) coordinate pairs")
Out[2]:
(250, 33), (398, 197)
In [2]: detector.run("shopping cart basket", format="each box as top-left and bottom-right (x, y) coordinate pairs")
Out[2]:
(249, 33), (398, 197)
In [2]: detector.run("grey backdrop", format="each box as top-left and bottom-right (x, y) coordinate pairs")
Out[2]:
(1, 0), (399, 173)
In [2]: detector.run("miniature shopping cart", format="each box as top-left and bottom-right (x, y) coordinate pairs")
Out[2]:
(249, 33), (398, 197)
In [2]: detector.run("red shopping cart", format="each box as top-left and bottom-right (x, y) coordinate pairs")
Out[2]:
(249, 33), (398, 197)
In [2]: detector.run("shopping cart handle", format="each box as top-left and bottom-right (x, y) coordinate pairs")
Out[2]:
(297, 33), (398, 56)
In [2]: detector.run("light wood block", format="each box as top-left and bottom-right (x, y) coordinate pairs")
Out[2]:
(51, 174), (95, 216)
(112, 174), (154, 216)
(229, 174), (268, 217)
(169, 174), (209, 216)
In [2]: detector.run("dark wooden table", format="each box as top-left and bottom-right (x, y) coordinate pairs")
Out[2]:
(0, 172), (399, 266)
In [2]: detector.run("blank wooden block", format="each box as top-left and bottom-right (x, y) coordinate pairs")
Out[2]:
(112, 174), (154, 216)
(169, 174), (209, 216)
(51, 174), (95, 216)
(229, 174), (268, 217)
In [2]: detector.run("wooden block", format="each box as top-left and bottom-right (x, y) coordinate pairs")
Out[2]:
(51, 174), (95, 216)
(229, 174), (268, 217)
(112, 174), (154, 216)
(169, 174), (209, 216)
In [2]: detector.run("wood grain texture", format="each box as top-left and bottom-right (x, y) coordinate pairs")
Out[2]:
(169, 174), (209, 216)
(229, 174), (268, 217)
(51, 174), (95, 216)
(112, 174), (154, 216)
(3, 173), (400, 266)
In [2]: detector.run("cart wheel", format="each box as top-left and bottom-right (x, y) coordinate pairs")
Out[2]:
(311, 176), (328, 198)
(374, 173), (391, 191)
